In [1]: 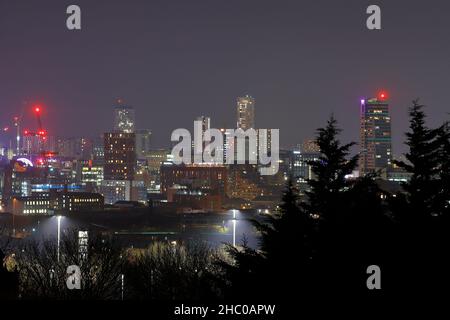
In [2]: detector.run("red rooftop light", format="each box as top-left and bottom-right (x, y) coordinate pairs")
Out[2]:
(378, 92), (388, 100)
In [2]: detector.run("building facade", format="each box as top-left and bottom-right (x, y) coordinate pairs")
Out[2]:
(99, 180), (146, 204)
(359, 95), (392, 175)
(160, 163), (227, 196)
(103, 132), (136, 181)
(113, 104), (135, 133)
(135, 129), (152, 159)
(236, 95), (255, 130)
(81, 164), (104, 191)
(10, 191), (104, 215)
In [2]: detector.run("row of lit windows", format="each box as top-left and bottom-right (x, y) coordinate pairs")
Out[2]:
(106, 160), (126, 163)
(26, 201), (50, 206)
(73, 198), (101, 203)
(82, 167), (103, 172)
(24, 209), (48, 214)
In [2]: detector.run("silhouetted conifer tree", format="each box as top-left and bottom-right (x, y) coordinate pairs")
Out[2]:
(303, 116), (358, 223)
(300, 116), (362, 291)
(258, 179), (313, 264)
(390, 100), (450, 292)
(341, 174), (395, 291)
(437, 122), (450, 217)
(218, 179), (314, 300)
(393, 100), (443, 221)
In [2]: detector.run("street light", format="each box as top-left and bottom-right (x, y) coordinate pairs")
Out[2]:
(11, 198), (19, 237)
(232, 210), (237, 247)
(57, 215), (62, 263)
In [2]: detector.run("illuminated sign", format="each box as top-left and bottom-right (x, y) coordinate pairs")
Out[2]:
(14, 158), (34, 172)
(17, 158), (34, 167)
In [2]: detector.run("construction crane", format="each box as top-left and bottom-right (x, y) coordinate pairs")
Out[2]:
(21, 104), (57, 163)
(2, 103), (55, 160)
(12, 103), (26, 156)
(0, 125), (11, 155)
(24, 105), (47, 138)
(1, 104), (24, 157)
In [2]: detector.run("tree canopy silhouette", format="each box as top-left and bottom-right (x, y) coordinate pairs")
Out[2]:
(393, 100), (445, 222)
(303, 115), (358, 223)
(389, 100), (450, 291)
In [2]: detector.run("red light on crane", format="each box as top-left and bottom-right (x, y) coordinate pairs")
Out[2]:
(34, 105), (41, 113)
(378, 92), (388, 100)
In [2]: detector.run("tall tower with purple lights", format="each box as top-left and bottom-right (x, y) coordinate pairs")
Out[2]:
(359, 92), (392, 176)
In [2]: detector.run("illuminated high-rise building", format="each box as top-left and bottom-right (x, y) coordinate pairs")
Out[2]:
(193, 116), (211, 161)
(92, 137), (105, 166)
(359, 93), (392, 175)
(145, 149), (170, 192)
(195, 116), (211, 133)
(219, 128), (233, 163)
(103, 132), (136, 180)
(113, 102), (135, 133)
(56, 137), (92, 160)
(135, 129), (152, 159)
(301, 139), (320, 153)
(235, 96), (256, 164)
(236, 95), (255, 130)
(81, 165), (104, 190)
(22, 135), (43, 156)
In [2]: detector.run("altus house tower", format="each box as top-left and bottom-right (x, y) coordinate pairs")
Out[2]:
(359, 92), (392, 175)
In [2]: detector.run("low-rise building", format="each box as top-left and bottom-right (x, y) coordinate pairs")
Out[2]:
(9, 191), (104, 215)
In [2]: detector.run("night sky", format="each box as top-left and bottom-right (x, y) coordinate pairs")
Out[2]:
(1, 0), (450, 154)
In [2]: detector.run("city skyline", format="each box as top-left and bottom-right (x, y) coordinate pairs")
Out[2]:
(1, 0), (450, 154)
(1, 93), (396, 158)
(0, 91), (431, 157)
(1, 0), (449, 305)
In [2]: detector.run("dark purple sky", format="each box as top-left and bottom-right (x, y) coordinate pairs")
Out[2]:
(1, 0), (449, 154)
